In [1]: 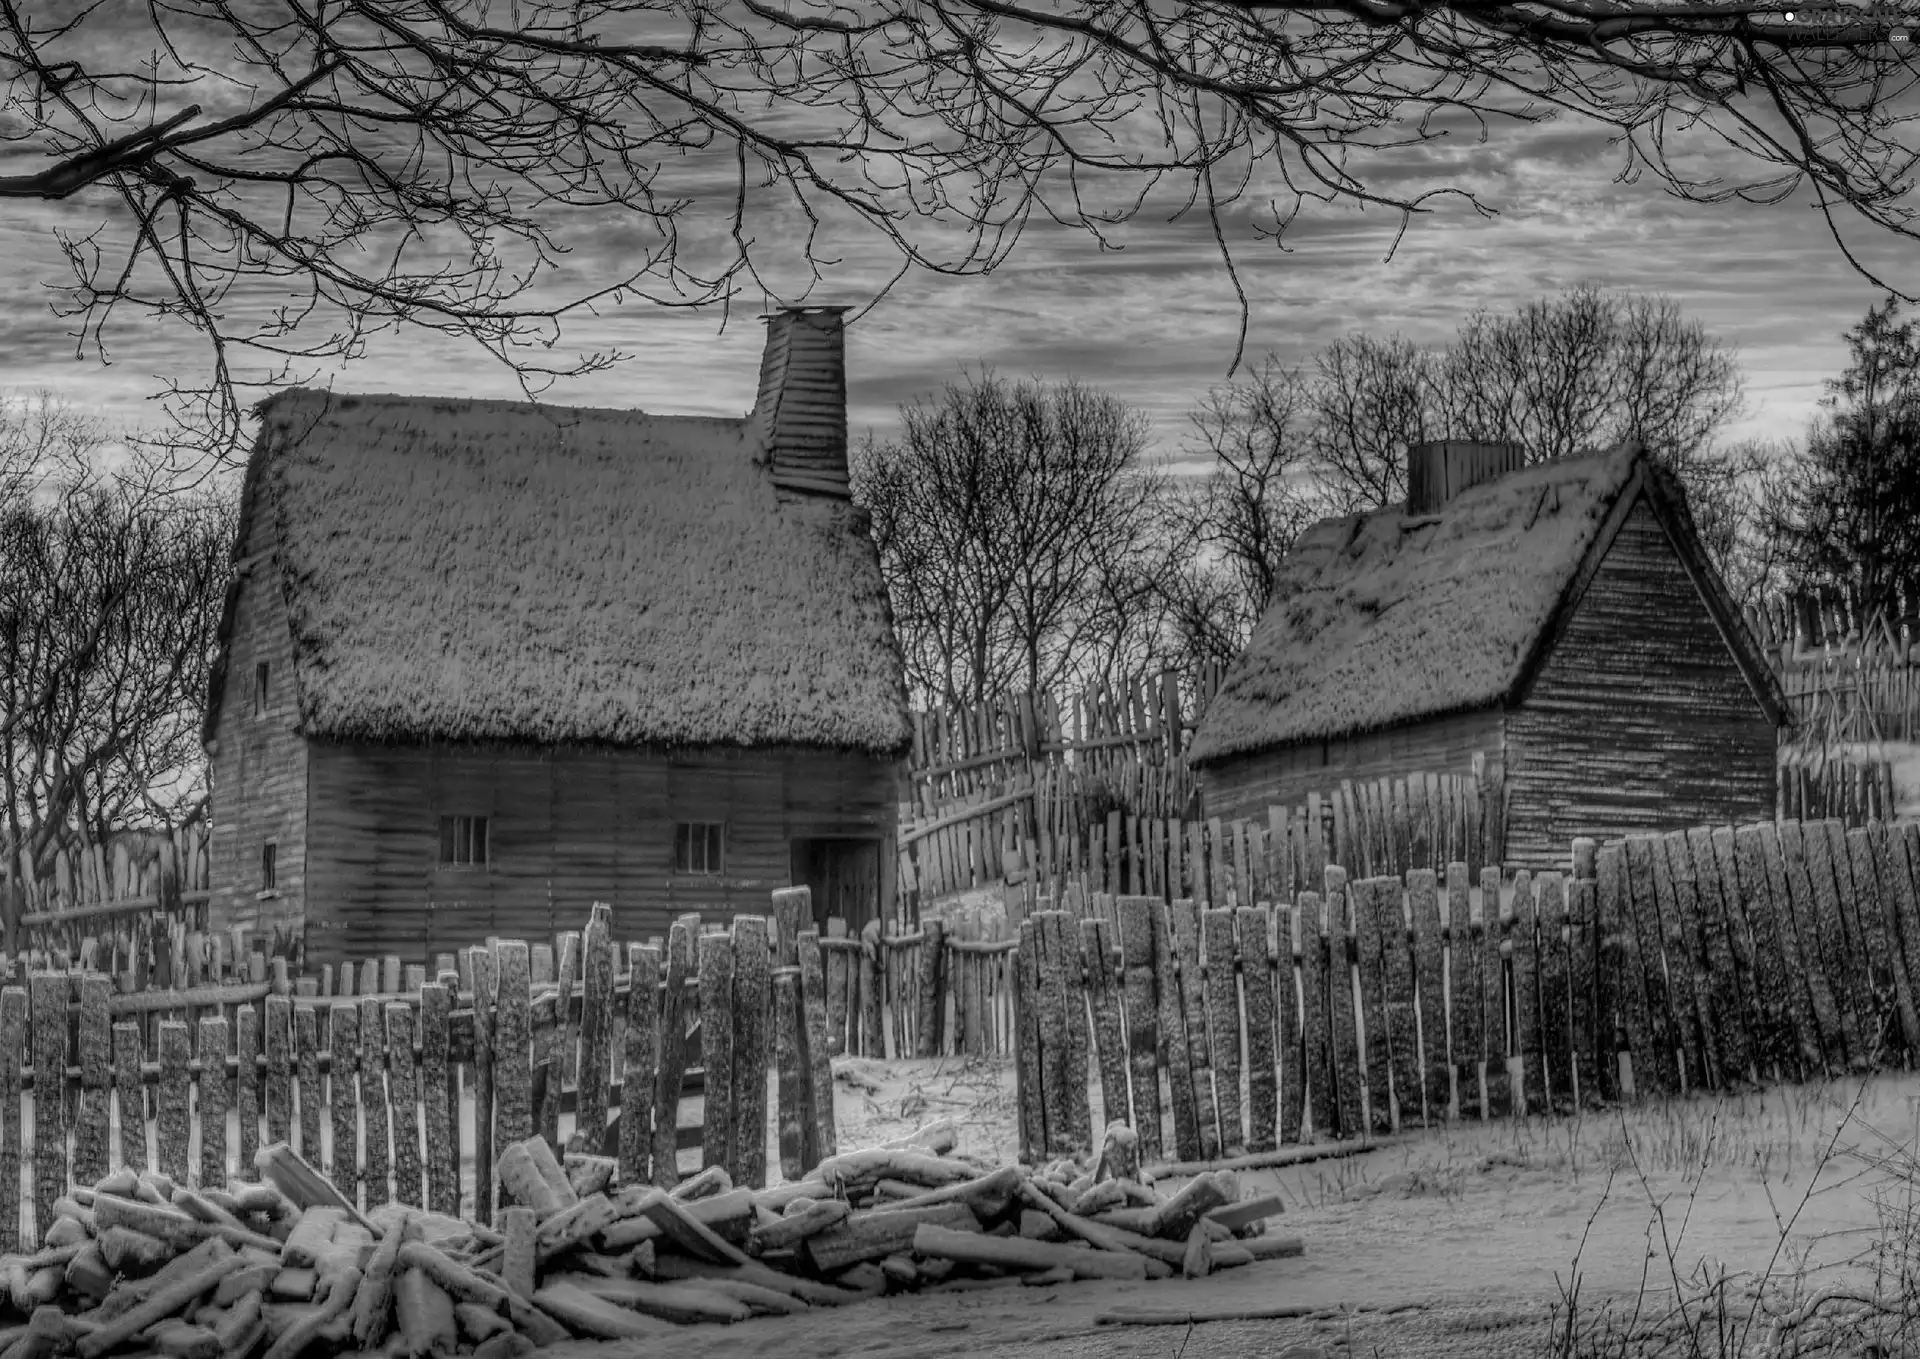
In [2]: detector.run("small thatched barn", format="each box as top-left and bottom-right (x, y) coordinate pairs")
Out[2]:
(1187, 439), (1790, 872)
(203, 307), (912, 965)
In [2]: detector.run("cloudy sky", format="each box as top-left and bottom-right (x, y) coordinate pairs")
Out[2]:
(0, 32), (1910, 478)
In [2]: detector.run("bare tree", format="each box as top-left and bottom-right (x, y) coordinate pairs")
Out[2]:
(1437, 285), (1746, 466)
(1180, 357), (1327, 649)
(3, 2), (1917, 450)
(1311, 335), (1442, 514)
(853, 370), (1170, 707)
(0, 400), (230, 875)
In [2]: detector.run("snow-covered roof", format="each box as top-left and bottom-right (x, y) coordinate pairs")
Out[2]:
(207, 388), (912, 754)
(1187, 440), (1782, 763)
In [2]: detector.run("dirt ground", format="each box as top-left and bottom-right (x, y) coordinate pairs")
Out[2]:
(608, 1056), (1920, 1359)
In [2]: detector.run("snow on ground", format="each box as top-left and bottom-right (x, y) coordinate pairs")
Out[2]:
(44, 1054), (1920, 1357)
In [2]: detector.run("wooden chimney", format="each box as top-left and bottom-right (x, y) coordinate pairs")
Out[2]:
(1405, 440), (1528, 515)
(753, 305), (852, 498)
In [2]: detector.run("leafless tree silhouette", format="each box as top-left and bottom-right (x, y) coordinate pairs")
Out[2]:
(1, 1), (1914, 452)
(0, 396), (231, 873)
(853, 370), (1171, 707)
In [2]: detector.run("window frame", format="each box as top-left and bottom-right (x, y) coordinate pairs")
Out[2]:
(674, 821), (726, 876)
(253, 661), (270, 718)
(260, 841), (277, 893)
(438, 814), (491, 871)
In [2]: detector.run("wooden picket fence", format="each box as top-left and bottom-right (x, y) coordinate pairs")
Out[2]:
(1005, 816), (1920, 1164)
(881, 771), (1500, 1066)
(7, 822), (214, 959)
(901, 765), (1495, 922)
(1780, 753), (1901, 826)
(0, 896), (853, 1251)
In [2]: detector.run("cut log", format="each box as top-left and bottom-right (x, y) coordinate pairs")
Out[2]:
(798, 1203), (980, 1274)
(281, 1208), (347, 1270)
(532, 1193), (616, 1263)
(562, 1156), (617, 1200)
(497, 1208), (535, 1302)
(666, 1165), (731, 1203)
(645, 1254), (869, 1307)
(1013, 1182), (1184, 1267)
(1142, 1172), (1230, 1240)
(1181, 1224), (1210, 1279)
(863, 1166), (1021, 1219)
(453, 1302), (510, 1342)
(348, 1211), (410, 1347)
(98, 1227), (174, 1276)
(393, 1268), (458, 1359)
(471, 1332), (535, 1359)
(493, 1140), (576, 1218)
(626, 1189), (753, 1266)
(909, 1224), (1152, 1281)
(253, 1144), (380, 1241)
(691, 1277), (810, 1315)
(811, 1150), (977, 1196)
(75, 1252), (245, 1359)
(541, 1273), (748, 1324)
(599, 1188), (755, 1250)
(1206, 1194), (1285, 1234)
(1242, 1233), (1306, 1260)
(261, 1264), (359, 1359)
(528, 1282), (680, 1340)
(746, 1198), (849, 1254)
(392, 1244), (507, 1313)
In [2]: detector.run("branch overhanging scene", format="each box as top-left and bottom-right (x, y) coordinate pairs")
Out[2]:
(0, 2), (1918, 1358)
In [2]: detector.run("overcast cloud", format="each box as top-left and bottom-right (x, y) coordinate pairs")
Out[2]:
(0, 106), (1902, 474)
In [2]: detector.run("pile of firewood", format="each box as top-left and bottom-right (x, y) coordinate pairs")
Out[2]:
(0, 1124), (1302, 1357)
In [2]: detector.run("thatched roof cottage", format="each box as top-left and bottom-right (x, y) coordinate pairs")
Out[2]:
(203, 307), (912, 965)
(1187, 439), (1790, 873)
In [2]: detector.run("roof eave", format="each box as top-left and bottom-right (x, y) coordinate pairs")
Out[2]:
(1187, 698), (1506, 769)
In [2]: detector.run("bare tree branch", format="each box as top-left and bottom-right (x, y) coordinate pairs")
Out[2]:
(0, 0), (1905, 455)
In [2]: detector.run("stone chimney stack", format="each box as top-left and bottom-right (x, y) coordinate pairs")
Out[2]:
(752, 305), (851, 498)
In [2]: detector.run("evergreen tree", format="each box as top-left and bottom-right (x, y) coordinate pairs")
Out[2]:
(1771, 299), (1920, 622)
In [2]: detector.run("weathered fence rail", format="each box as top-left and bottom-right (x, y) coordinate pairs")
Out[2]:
(0, 898), (852, 1251)
(1006, 816), (1920, 1164)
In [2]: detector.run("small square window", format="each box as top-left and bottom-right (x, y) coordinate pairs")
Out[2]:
(253, 662), (269, 717)
(439, 815), (489, 868)
(675, 822), (724, 875)
(261, 843), (277, 891)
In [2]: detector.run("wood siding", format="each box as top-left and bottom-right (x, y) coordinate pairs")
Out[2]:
(303, 741), (900, 965)
(1503, 495), (1777, 873)
(207, 505), (308, 941)
(1196, 707), (1506, 826)
(757, 310), (850, 498)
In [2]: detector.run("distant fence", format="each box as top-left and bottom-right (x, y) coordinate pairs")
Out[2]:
(5, 822), (213, 961)
(1780, 751), (1901, 825)
(0, 896), (856, 1251)
(1006, 815), (1920, 1164)
(900, 764), (1493, 920)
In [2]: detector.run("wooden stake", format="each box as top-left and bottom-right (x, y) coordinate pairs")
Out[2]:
(698, 929), (736, 1173)
(651, 920), (694, 1188)
(618, 946), (658, 1187)
(730, 917), (771, 1190)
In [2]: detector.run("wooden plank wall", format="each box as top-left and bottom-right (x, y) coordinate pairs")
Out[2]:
(1008, 816), (1920, 1164)
(1, 898), (844, 1251)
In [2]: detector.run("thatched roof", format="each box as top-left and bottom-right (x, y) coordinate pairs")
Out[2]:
(207, 388), (912, 755)
(1188, 441), (1785, 764)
